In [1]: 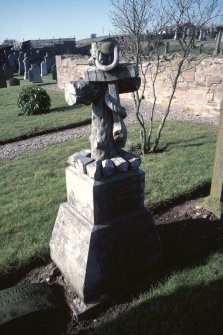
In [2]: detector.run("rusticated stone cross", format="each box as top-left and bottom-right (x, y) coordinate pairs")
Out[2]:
(65, 41), (140, 161)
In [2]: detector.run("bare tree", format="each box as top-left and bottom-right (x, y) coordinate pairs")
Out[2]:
(110, 0), (222, 154)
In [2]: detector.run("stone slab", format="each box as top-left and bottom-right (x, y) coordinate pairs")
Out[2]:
(50, 202), (161, 303)
(86, 160), (102, 180)
(66, 166), (145, 224)
(111, 156), (129, 172)
(202, 102), (223, 219)
(0, 283), (58, 334)
(85, 63), (139, 82)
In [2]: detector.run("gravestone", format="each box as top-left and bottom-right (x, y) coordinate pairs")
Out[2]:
(165, 41), (169, 54)
(52, 64), (57, 80)
(50, 41), (161, 304)
(2, 63), (13, 80)
(32, 64), (43, 83)
(213, 31), (222, 55)
(28, 67), (33, 81)
(8, 53), (17, 73)
(44, 52), (53, 73)
(9, 77), (20, 86)
(41, 61), (48, 76)
(0, 283), (58, 334)
(0, 67), (7, 88)
(23, 53), (30, 80)
(202, 99), (223, 219)
(18, 51), (24, 75)
(13, 52), (19, 72)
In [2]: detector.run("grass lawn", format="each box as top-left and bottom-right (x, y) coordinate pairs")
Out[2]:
(92, 250), (223, 335)
(0, 121), (217, 280)
(0, 75), (91, 143)
(0, 120), (221, 334)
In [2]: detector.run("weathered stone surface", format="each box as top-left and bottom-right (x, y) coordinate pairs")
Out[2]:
(67, 149), (91, 166)
(32, 64), (43, 83)
(66, 166), (145, 224)
(119, 149), (141, 169)
(86, 160), (102, 180)
(202, 100), (223, 219)
(102, 159), (115, 176)
(85, 64), (139, 82)
(76, 157), (94, 174)
(50, 202), (161, 303)
(111, 156), (129, 172)
(2, 63), (13, 80)
(58, 55), (223, 115)
(0, 283), (58, 334)
(41, 62), (48, 76)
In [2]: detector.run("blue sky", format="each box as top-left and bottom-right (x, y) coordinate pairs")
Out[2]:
(0, 0), (113, 43)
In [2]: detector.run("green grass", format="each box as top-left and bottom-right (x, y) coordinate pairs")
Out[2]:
(0, 76), (91, 142)
(0, 121), (217, 279)
(92, 250), (223, 335)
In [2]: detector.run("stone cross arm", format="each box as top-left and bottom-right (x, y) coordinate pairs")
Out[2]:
(65, 64), (140, 106)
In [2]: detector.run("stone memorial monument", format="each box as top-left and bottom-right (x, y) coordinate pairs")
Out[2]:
(50, 41), (161, 305)
(202, 99), (223, 219)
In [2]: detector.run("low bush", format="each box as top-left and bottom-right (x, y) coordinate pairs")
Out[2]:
(17, 85), (51, 115)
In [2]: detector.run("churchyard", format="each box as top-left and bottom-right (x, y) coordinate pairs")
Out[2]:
(0, 50), (223, 334)
(0, 75), (91, 143)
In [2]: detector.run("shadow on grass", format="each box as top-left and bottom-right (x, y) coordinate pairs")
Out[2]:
(89, 218), (223, 335)
(165, 135), (215, 149)
(49, 104), (86, 113)
(92, 278), (223, 335)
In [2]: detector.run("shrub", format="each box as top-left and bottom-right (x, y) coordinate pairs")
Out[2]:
(17, 85), (51, 115)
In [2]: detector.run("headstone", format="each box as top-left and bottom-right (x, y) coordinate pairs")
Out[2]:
(2, 63), (13, 80)
(31, 64), (43, 83)
(0, 283), (58, 334)
(28, 68), (33, 81)
(18, 51), (24, 75)
(0, 68), (7, 88)
(213, 31), (222, 55)
(9, 77), (20, 86)
(44, 53), (53, 73)
(41, 61), (48, 76)
(165, 41), (169, 54)
(51, 64), (57, 80)
(202, 99), (223, 219)
(8, 53), (17, 73)
(23, 53), (30, 80)
(50, 41), (161, 305)
(13, 52), (19, 72)
(174, 27), (179, 40)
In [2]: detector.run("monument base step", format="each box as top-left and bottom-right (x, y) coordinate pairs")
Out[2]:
(50, 202), (161, 303)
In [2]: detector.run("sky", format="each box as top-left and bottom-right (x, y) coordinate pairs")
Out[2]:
(0, 0), (114, 43)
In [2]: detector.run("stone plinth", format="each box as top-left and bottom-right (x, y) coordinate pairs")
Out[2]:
(50, 162), (161, 303)
(202, 101), (223, 219)
(66, 166), (145, 224)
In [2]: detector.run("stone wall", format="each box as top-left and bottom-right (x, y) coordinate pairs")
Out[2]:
(56, 55), (223, 114)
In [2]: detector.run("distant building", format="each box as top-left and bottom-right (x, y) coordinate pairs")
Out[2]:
(21, 38), (76, 56)
(75, 35), (116, 56)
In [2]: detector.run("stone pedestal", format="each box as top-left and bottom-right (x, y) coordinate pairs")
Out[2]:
(202, 102), (223, 219)
(50, 157), (161, 303)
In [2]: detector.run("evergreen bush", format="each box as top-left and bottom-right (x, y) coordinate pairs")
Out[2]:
(17, 85), (51, 115)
